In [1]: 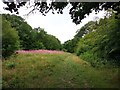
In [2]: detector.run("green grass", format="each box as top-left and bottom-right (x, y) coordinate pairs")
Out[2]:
(2, 53), (120, 88)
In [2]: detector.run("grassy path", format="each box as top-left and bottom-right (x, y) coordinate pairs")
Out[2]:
(2, 52), (120, 88)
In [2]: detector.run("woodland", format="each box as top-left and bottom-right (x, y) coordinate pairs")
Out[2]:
(1, 1), (120, 88)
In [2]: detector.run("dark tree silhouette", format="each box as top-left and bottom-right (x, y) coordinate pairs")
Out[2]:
(2, 1), (120, 24)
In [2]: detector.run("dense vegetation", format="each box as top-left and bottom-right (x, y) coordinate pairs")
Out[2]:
(2, 12), (120, 67)
(2, 16), (20, 58)
(2, 14), (62, 58)
(63, 21), (96, 53)
(1, 2), (120, 88)
(63, 14), (120, 67)
(76, 16), (120, 67)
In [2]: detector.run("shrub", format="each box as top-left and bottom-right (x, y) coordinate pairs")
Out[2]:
(6, 62), (16, 69)
(2, 17), (20, 58)
(75, 16), (120, 67)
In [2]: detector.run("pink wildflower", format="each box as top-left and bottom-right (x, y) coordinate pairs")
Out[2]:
(16, 50), (64, 54)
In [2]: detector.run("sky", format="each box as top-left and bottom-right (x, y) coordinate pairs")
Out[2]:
(0, 1), (106, 43)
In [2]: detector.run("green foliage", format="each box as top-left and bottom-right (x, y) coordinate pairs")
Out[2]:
(2, 14), (62, 51)
(6, 62), (16, 69)
(44, 34), (62, 50)
(36, 28), (62, 50)
(63, 38), (78, 53)
(75, 21), (97, 38)
(63, 21), (97, 53)
(62, 14), (120, 67)
(76, 15), (120, 67)
(2, 14), (35, 50)
(2, 17), (20, 58)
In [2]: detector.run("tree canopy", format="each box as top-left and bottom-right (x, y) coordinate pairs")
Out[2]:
(2, 16), (20, 58)
(63, 14), (120, 67)
(2, 1), (120, 24)
(2, 14), (62, 58)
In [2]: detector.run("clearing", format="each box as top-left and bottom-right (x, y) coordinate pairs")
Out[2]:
(2, 51), (120, 88)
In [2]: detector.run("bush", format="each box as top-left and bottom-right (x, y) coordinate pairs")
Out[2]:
(2, 18), (20, 58)
(75, 16), (120, 67)
(6, 62), (16, 69)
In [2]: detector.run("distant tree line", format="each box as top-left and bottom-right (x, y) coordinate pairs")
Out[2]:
(2, 14), (62, 58)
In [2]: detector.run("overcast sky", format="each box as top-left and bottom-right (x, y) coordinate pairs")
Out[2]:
(0, 1), (106, 43)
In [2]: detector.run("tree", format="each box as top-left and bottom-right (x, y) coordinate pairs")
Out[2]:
(2, 14), (47, 50)
(63, 38), (78, 53)
(76, 15), (120, 66)
(36, 28), (62, 50)
(2, 14), (62, 50)
(2, 1), (120, 24)
(45, 34), (62, 50)
(2, 17), (20, 58)
(75, 21), (97, 38)
(3, 14), (38, 50)
(63, 21), (97, 53)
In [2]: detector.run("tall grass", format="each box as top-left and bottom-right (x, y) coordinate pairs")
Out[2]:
(2, 53), (120, 88)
